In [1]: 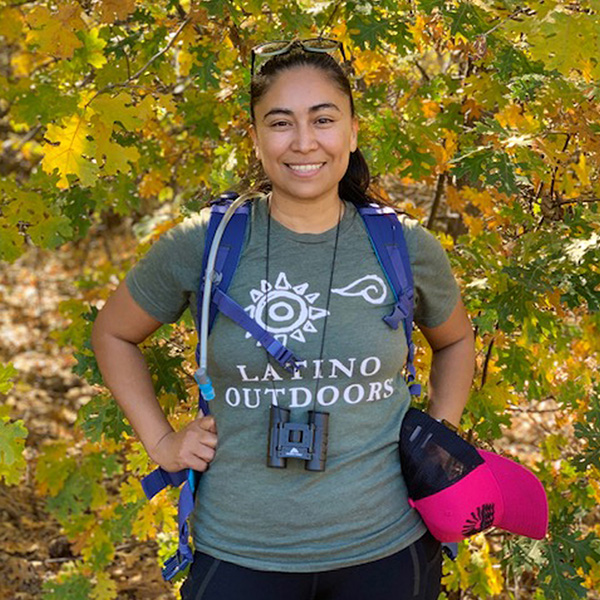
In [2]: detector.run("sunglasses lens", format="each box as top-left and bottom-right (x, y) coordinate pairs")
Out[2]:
(254, 41), (291, 57)
(303, 38), (340, 52)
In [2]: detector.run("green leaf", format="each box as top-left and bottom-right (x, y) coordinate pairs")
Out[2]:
(78, 394), (133, 443)
(0, 415), (27, 485)
(145, 344), (186, 401)
(42, 570), (93, 600)
(447, 1), (487, 38)
(347, 10), (391, 50)
(0, 362), (17, 394)
(28, 214), (73, 248)
(540, 527), (600, 599)
(12, 83), (79, 126)
(573, 399), (600, 471)
(189, 47), (220, 89)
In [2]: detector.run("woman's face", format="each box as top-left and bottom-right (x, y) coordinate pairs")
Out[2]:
(250, 66), (358, 204)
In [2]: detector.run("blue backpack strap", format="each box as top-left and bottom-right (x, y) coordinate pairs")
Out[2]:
(142, 191), (300, 580)
(193, 196), (301, 373)
(357, 203), (421, 396)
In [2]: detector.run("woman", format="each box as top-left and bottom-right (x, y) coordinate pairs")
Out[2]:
(92, 39), (475, 600)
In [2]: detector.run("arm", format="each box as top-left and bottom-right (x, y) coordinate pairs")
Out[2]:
(91, 280), (217, 473)
(417, 297), (475, 428)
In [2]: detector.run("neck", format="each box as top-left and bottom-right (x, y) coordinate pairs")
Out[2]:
(268, 191), (345, 234)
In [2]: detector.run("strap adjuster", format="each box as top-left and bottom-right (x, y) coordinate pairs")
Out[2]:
(162, 551), (192, 581)
(266, 341), (300, 372)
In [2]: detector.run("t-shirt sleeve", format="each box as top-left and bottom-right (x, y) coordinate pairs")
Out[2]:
(124, 210), (209, 323)
(399, 215), (460, 328)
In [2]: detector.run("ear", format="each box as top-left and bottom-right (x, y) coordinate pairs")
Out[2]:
(350, 116), (358, 153)
(249, 124), (261, 160)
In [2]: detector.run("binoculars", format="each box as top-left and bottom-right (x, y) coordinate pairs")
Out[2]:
(267, 405), (329, 471)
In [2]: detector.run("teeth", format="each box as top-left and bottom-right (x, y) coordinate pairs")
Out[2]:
(288, 163), (324, 172)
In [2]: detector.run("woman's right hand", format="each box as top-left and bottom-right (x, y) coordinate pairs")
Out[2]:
(150, 415), (218, 473)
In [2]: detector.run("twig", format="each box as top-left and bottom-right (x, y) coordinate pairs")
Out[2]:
(84, 16), (192, 109)
(319, 0), (343, 38)
(481, 8), (523, 38)
(549, 133), (571, 202)
(427, 172), (446, 229)
(557, 197), (600, 206)
(480, 334), (495, 389)
(506, 406), (561, 413)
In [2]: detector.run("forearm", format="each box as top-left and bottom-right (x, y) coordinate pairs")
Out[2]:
(426, 334), (475, 428)
(91, 329), (173, 460)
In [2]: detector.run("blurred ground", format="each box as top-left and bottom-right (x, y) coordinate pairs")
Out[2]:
(0, 235), (175, 600)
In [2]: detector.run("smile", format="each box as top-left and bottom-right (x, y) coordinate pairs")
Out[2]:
(286, 162), (325, 176)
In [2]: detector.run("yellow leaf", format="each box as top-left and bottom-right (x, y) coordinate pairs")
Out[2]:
(421, 99), (441, 119)
(463, 214), (484, 236)
(83, 27), (108, 69)
(90, 114), (141, 176)
(90, 92), (143, 131)
(126, 441), (151, 476)
(178, 47), (194, 77)
(36, 442), (76, 495)
(120, 475), (146, 504)
(0, 8), (23, 43)
(462, 188), (495, 216)
(132, 501), (158, 541)
(572, 153), (591, 187)
(80, 524), (115, 565)
(138, 170), (167, 199)
(99, 0), (137, 24)
(92, 572), (118, 600)
(446, 185), (465, 211)
(42, 114), (99, 188)
(496, 103), (523, 129)
(24, 2), (84, 59)
(461, 98), (483, 120)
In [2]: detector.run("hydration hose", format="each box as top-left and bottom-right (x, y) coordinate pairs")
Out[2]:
(188, 191), (265, 492)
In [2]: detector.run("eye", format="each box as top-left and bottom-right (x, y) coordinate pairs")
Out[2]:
(316, 117), (334, 124)
(271, 121), (290, 128)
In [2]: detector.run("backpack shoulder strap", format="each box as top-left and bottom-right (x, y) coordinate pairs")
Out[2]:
(194, 192), (301, 374)
(197, 191), (250, 335)
(357, 203), (420, 396)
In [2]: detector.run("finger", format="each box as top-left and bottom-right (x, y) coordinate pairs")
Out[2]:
(198, 430), (218, 448)
(195, 444), (216, 463)
(185, 456), (211, 472)
(198, 415), (217, 433)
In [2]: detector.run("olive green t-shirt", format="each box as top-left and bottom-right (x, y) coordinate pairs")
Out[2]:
(125, 196), (459, 572)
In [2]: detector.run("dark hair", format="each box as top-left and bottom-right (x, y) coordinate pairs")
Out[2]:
(242, 45), (390, 208)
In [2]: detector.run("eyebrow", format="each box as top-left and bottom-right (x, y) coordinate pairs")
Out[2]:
(262, 103), (342, 121)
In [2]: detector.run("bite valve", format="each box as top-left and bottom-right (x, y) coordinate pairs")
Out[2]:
(194, 368), (215, 401)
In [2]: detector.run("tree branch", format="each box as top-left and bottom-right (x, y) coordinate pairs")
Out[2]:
(427, 172), (446, 229)
(557, 197), (600, 206)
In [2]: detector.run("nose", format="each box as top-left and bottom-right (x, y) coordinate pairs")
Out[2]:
(291, 122), (318, 153)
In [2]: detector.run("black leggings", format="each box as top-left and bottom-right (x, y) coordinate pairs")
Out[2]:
(180, 530), (442, 600)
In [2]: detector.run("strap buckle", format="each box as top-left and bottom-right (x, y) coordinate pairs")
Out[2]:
(383, 297), (411, 330)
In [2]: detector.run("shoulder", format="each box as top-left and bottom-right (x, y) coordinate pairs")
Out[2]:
(389, 212), (448, 268)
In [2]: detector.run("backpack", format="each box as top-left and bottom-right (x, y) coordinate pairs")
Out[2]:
(140, 191), (421, 580)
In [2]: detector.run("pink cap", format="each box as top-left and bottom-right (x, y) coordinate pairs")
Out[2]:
(409, 449), (549, 542)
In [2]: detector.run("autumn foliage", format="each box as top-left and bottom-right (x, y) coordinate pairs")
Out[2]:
(1, 1), (600, 598)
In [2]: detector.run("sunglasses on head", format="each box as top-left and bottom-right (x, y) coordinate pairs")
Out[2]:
(251, 38), (346, 77)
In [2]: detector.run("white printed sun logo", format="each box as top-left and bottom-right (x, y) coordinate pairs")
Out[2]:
(244, 272), (329, 346)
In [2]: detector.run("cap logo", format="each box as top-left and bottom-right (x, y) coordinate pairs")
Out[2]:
(462, 503), (495, 536)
